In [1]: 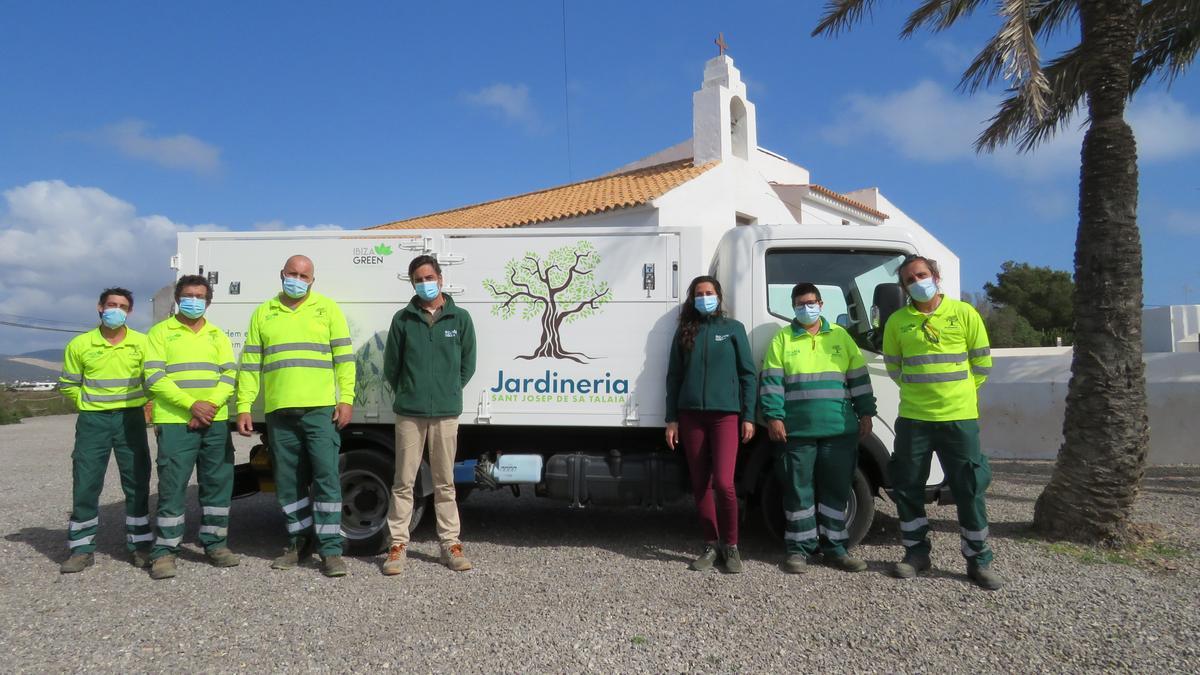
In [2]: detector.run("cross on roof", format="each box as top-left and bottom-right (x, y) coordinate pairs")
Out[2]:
(715, 32), (728, 56)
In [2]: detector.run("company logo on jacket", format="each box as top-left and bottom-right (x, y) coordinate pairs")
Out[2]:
(444, 329), (459, 338)
(714, 334), (730, 342)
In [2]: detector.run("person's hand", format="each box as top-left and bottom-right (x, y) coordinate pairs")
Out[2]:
(190, 401), (217, 424)
(740, 421), (755, 444)
(333, 403), (353, 430)
(187, 417), (201, 431)
(236, 412), (254, 437)
(665, 422), (679, 450)
(768, 419), (787, 442)
(858, 416), (874, 441)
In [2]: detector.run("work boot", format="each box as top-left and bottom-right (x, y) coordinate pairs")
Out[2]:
(689, 544), (720, 572)
(150, 555), (177, 580)
(320, 555), (348, 578)
(967, 562), (1005, 590)
(60, 553), (95, 574)
(722, 545), (744, 574)
(271, 537), (310, 570)
(206, 547), (241, 568)
(382, 544), (407, 576)
(783, 553), (808, 574)
(441, 543), (473, 572)
(891, 552), (932, 579)
(131, 548), (152, 569)
(825, 554), (868, 573)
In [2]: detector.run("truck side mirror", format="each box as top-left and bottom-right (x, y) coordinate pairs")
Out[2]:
(871, 283), (906, 341)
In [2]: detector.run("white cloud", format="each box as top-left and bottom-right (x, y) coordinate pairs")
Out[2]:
(1165, 209), (1200, 235)
(923, 39), (976, 74)
(250, 219), (342, 231)
(1127, 94), (1200, 162)
(78, 119), (221, 174)
(462, 83), (541, 132)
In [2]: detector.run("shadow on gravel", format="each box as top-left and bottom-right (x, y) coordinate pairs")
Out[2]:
(990, 460), (1200, 496)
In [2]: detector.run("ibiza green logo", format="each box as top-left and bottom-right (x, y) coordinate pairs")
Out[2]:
(352, 243), (392, 265)
(484, 241), (611, 363)
(374, 243), (393, 256)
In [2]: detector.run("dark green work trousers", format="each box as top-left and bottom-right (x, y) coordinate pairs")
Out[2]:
(68, 409), (152, 554)
(266, 406), (343, 556)
(151, 422), (235, 559)
(777, 433), (858, 557)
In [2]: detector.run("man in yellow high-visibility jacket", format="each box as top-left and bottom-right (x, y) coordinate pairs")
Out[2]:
(58, 287), (152, 574)
(143, 275), (239, 580)
(883, 255), (1003, 590)
(236, 254), (355, 578)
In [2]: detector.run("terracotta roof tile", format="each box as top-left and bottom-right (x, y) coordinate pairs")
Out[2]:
(369, 159), (716, 230)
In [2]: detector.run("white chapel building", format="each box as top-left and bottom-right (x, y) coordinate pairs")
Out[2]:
(369, 53), (959, 297)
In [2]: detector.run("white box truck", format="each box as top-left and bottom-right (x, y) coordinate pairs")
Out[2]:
(174, 224), (951, 554)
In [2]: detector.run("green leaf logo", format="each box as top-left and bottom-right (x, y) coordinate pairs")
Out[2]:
(374, 243), (393, 256)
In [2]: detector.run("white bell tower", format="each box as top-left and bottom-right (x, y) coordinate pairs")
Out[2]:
(692, 48), (758, 165)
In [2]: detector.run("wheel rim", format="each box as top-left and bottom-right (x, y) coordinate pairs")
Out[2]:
(340, 468), (389, 541)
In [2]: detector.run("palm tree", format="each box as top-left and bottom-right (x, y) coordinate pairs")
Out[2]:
(813, 0), (1197, 544)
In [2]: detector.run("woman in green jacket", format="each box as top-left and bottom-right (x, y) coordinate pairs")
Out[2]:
(665, 276), (757, 573)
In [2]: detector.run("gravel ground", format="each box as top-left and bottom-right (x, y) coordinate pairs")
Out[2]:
(1, 414), (1197, 673)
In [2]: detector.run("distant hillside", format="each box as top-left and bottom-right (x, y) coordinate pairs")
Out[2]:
(20, 348), (65, 361)
(0, 357), (59, 384)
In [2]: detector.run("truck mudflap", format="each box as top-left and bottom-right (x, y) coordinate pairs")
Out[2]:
(539, 451), (687, 508)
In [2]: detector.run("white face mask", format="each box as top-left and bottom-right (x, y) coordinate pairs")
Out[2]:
(908, 278), (938, 302)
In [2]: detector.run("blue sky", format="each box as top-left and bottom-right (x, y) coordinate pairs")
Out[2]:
(2, 1), (1198, 354)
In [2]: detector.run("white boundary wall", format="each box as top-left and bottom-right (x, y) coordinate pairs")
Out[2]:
(979, 347), (1200, 465)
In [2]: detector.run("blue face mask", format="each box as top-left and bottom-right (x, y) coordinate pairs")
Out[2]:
(694, 295), (719, 315)
(100, 308), (127, 329)
(794, 303), (822, 326)
(415, 281), (440, 301)
(282, 276), (309, 299)
(178, 297), (206, 319)
(908, 278), (939, 303)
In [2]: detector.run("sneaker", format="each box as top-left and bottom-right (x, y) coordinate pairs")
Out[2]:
(60, 553), (95, 574)
(271, 537), (310, 570)
(382, 544), (407, 576)
(722, 545), (744, 574)
(967, 562), (1005, 590)
(891, 553), (932, 579)
(825, 554), (868, 573)
(689, 544), (720, 572)
(131, 548), (152, 569)
(783, 553), (808, 574)
(206, 547), (241, 568)
(150, 555), (177, 580)
(320, 555), (348, 578)
(441, 543), (473, 572)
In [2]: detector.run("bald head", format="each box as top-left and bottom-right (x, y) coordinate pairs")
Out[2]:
(282, 255), (315, 282)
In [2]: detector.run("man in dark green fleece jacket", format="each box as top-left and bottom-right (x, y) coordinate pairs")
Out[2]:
(380, 255), (477, 575)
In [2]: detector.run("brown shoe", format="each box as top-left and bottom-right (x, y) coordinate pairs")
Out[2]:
(131, 548), (152, 569)
(441, 543), (473, 572)
(206, 547), (241, 568)
(60, 553), (95, 574)
(150, 555), (177, 580)
(382, 544), (407, 576)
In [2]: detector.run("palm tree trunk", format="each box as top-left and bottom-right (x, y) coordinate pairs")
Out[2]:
(1033, 0), (1149, 545)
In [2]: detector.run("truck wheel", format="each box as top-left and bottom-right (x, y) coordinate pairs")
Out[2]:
(758, 465), (876, 551)
(339, 449), (428, 556)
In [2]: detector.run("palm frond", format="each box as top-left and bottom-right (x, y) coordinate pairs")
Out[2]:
(812, 0), (881, 37)
(1132, 0), (1200, 89)
(900, 0), (987, 37)
(959, 0), (1077, 94)
(996, 0), (1052, 118)
(975, 44), (1086, 153)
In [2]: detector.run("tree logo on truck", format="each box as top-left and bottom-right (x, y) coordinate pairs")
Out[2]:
(483, 241), (611, 364)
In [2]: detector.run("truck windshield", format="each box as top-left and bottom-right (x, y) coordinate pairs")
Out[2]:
(765, 248), (908, 353)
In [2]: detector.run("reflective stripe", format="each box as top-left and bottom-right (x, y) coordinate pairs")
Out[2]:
(83, 377), (142, 388)
(239, 361), (261, 371)
(972, 366), (992, 376)
(143, 360), (167, 369)
(761, 384), (785, 396)
(314, 524), (343, 535)
(126, 515), (150, 526)
(144, 371), (166, 387)
(846, 366), (869, 380)
(157, 515), (185, 527)
(165, 361), (220, 373)
(785, 389), (849, 401)
(899, 517), (928, 532)
(127, 532), (154, 543)
(902, 538), (923, 548)
(287, 517), (313, 533)
(218, 375), (237, 386)
(263, 359), (333, 372)
(69, 535), (95, 548)
(901, 371), (970, 384)
(242, 345), (262, 354)
(961, 527), (989, 541)
(961, 541), (980, 557)
(263, 342), (332, 355)
(59, 371), (83, 383)
(819, 526), (848, 541)
(332, 354), (354, 364)
(903, 353), (966, 366)
(330, 337), (352, 347)
(784, 371), (845, 384)
(783, 528), (818, 541)
(785, 506), (816, 521)
(156, 536), (183, 548)
(968, 347), (992, 359)
(81, 391), (144, 403)
(883, 355), (901, 364)
(282, 497), (310, 514)
(312, 502), (341, 513)
(848, 384), (873, 398)
(174, 379), (220, 389)
(761, 368), (785, 378)
(199, 525), (228, 536)
(817, 504), (844, 520)
(69, 517), (99, 531)
(219, 362), (236, 371)
(202, 506), (230, 516)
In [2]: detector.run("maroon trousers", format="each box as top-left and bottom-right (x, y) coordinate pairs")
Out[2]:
(678, 410), (740, 546)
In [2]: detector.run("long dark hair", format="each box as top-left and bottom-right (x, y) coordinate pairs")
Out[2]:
(678, 275), (724, 351)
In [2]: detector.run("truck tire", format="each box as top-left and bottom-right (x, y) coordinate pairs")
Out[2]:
(758, 465), (876, 551)
(339, 449), (429, 556)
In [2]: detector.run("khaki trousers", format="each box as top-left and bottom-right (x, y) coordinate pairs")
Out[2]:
(386, 415), (461, 547)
